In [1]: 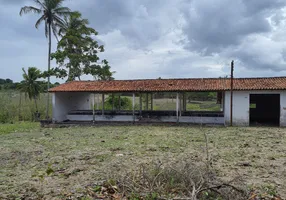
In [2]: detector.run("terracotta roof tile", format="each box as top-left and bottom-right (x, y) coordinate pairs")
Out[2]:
(49, 77), (286, 92)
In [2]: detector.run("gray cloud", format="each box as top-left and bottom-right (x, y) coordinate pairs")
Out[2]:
(1, 0), (286, 82)
(182, 0), (286, 55)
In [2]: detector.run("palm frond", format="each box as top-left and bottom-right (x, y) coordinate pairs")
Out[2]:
(33, 0), (46, 9)
(35, 15), (46, 29)
(51, 22), (59, 41)
(53, 6), (71, 14)
(53, 15), (66, 29)
(20, 6), (42, 16)
(45, 20), (48, 38)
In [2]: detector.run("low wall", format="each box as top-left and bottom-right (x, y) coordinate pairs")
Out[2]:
(66, 114), (224, 124)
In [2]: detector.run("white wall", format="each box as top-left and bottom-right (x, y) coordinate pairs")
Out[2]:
(52, 92), (91, 122)
(224, 90), (286, 126)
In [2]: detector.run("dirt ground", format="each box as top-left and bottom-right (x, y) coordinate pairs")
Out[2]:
(0, 126), (285, 199)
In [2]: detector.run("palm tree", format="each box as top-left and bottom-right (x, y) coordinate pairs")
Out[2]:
(20, 67), (42, 113)
(20, 0), (71, 119)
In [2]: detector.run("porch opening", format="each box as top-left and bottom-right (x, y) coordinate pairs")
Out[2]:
(249, 94), (280, 126)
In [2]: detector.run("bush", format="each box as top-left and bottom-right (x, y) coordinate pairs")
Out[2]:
(104, 96), (132, 110)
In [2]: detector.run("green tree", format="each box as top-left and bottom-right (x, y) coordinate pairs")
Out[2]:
(20, 67), (42, 112)
(20, 0), (71, 118)
(50, 11), (114, 81)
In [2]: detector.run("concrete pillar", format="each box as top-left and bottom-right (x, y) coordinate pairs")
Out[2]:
(132, 93), (135, 122)
(118, 95), (121, 111)
(146, 93), (149, 110)
(176, 92), (179, 123)
(112, 94), (115, 111)
(93, 93), (95, 123)
(139, 93), (142, 116)
(102, 93), (105, 115)
(151, 93), (153, 110)
(183, 92), (187, 112)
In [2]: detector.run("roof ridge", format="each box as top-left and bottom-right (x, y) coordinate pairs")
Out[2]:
(65, 76), (286, 82)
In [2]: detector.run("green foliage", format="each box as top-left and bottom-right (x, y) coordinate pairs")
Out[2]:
(20, 0), (71, 40)
(50, 11), (114, 81)
(0, 91), (51, 123)
(187, 92), (217, 101)
(104, 96), (132, 110)
(20, 67), (42, 100)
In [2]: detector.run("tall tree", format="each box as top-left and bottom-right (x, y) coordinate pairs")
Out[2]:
(20, 67), (42, 112)
(20, 0), (71, 119)
(50, 11), (115, 81)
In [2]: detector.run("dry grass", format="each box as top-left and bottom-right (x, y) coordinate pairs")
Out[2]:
(0, 126), (285, 199)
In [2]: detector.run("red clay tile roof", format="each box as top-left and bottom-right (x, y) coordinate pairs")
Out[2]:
(49, 77), (286, 92)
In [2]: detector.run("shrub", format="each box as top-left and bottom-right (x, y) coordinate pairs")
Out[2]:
(104, 96), (132, 110)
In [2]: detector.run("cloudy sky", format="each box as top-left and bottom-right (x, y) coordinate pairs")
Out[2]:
(1, 0), (286, 82)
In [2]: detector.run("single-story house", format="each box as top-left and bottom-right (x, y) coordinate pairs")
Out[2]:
(49, 77), (286, 126)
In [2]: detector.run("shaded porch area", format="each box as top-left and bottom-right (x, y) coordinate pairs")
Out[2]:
(52, 91), (225, 125)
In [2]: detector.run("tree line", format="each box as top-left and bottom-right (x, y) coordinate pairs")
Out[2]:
(19, 0), (115, 119)
(0, 78), (59, 91)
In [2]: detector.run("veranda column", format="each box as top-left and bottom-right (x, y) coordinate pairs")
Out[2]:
(146, 93), (149, 110)
(112, 94), (115, 111)
(133, 93), (136, 122)
(93, 93), (95, 123)
(118, 95), (121, 111)
(139, 93), (142, 116)
(176, 92), (179, 123)
(151, 93), (153, 110)
(102, 93), (105, 116)
(183, 92), (187, 112)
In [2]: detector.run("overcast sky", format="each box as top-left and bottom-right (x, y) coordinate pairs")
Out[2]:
(1, 0), (286, 82)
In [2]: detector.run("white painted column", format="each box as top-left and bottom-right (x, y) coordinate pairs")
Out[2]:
(151, 93), (153, 110)
(133, 93), (136, 122)
(183, 92), (187, 112)
(112, 94), (115, 111)
(93, 93), (95, 123)
(146, 93), (149, 110)
(102, 93), (105, 116)
(176, 92), (179, 123)
(139, 93), (142, 116)
(52, 93), (56, 123)
(96, 94), (99, 110)
(118, 95), (121, 111)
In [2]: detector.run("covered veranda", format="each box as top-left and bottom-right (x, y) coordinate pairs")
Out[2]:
(50, 79), (225, 125)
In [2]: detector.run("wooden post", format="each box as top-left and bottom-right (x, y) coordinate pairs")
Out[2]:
(102, 93), (105, 116)
(151, 93), (153, 111)
(93, 93), (95, 123)
(176, 92), (179, 123)
(132, 93), (135, 122)
(230, 60), (234, 126)
(112, 94), (115, 111)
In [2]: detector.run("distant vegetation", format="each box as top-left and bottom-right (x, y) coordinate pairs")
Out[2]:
(19, 0), (114, 119)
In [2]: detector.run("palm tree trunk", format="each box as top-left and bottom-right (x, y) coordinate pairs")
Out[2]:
(34, 96), (38, 112)
(18, 92), (22, 121)
(46, 23), (52, 119)
(34, 96), (39, 121)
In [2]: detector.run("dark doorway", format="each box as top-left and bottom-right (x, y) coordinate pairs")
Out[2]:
(249, 94), (280, 126)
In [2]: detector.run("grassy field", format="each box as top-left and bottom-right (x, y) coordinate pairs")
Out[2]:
(0, 124), (285, 199)
(0, 91), (52, 123)
(0, 91), (220, 124)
